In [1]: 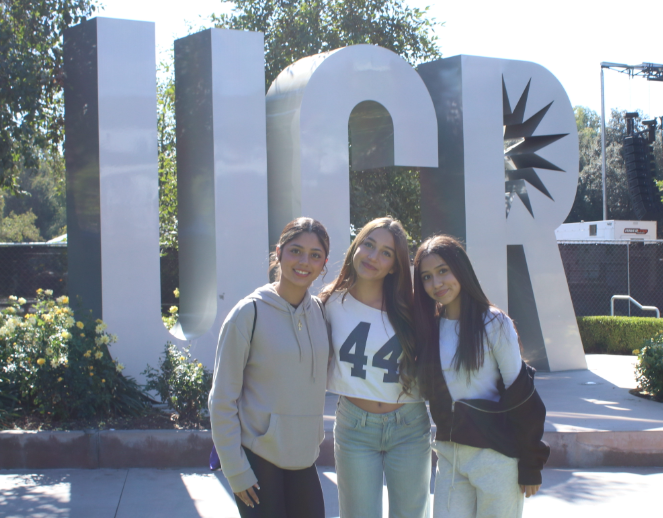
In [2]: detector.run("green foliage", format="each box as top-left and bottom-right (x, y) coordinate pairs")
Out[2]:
(0, 208), (42, 242)
(0, 0), (97, 192)
(1, 150), (66, 241)
(0, 290), (150, 422)
(162, 288), (179, 330)
(636, 333), (663, 400)
(577, 316), (663, 355)
(143, 342), (212, 422)
(157, 61), (178, 252)
(211, 0), (442, 91)
(350, 166), (421, 247)
(566, 107), (663, 229)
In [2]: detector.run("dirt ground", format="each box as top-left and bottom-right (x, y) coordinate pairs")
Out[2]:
(2, 409), (210, 431)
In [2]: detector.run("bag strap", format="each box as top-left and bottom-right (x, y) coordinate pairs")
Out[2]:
(250, 299), (257, 343)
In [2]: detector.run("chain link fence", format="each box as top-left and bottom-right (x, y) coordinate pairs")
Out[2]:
(0, 244), (179, 314)
(1, 242), (661, 318)
(559, 240), (663, 317)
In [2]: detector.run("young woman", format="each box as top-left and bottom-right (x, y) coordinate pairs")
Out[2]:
(413, 235), (549, 518)
(209, 217), (331, 518)
(321, 217), (431, 518)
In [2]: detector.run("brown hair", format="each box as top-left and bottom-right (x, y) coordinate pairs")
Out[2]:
(320, 217), (416, 396)
(413, 234), (500, 398)
(270, 217), (330, 281)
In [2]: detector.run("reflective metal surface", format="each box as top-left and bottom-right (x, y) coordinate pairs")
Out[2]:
(265, 45), (438, 275)
(418, 55), (586, 371)
(64, 19), (268, 377)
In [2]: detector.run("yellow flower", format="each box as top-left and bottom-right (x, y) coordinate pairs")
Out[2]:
(179, 356), (186, 361)
(173, 288), (180, 298)
(197, 363), (203, 368)
(36, 358), (46, 366)
(90, 372), (94, 376)
(57, 377), (63, 382)
(59, 296), (69, 305)
(5, 307), (15, 314)
(89, 365), (94, 370)
(36, 288), (43, 295)
(101, 379), (106, 383)
(84, 350), (92, 358)
(61, 331), (72, 340)
(80, 333), (85, 337)
(169, 306), (178, 314)
(94, 351), (103, 360)
(95, 335), (110, 345)
(76, 321), (84, 329)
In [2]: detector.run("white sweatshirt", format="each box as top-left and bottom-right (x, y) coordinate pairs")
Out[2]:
(439, 308), (522, 402)
(208, 284), (329, 493)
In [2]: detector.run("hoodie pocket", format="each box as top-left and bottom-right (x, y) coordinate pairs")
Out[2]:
(251, 414), (324, 469)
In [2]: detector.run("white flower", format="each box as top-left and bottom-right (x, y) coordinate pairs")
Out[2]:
(8, 295), (17, 301)
(95, 322), (107, 334)
(115, 363), (125, 372)
(17, 298), (26, 305)
(44, 290), (53, 296)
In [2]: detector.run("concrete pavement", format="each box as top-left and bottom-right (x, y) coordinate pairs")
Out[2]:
(2, 466), (662, 518)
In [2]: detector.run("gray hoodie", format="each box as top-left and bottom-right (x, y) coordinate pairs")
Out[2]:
(208, 283), (329, 493)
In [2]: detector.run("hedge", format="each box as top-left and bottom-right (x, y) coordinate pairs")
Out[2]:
(577, 316), (663, 355)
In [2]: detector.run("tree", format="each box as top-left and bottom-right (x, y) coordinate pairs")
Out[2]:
(565, 107), (663, 224)
(2, 149), (66, 241)
(157, 61), (178, 252)
(0, 0), (97, 192)
(206, 0), (442, 244)
(211, 0), (441, 90)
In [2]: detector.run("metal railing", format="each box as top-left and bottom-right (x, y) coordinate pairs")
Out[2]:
(611, 295), (660, 318)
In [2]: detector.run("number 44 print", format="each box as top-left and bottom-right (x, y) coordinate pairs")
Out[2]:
(339, 323), (402, 383)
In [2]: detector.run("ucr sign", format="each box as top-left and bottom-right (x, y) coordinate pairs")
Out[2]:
(63, 17), (586, 378)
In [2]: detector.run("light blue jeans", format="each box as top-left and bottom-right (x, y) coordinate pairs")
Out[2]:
(334, 396), (432, 518)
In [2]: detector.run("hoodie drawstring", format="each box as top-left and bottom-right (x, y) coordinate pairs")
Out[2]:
(304, 310), (317, 381)
(290, 310), (304, 362)
(289, 302), (318, 381)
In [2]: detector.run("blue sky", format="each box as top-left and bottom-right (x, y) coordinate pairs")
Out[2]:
(99, 0), (663, 120)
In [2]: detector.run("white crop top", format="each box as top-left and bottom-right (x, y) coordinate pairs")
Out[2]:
(439, 308), (522, 402)
(326, 291), (421, 403)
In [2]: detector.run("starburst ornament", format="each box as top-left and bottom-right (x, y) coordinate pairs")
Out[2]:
(503, 78), (567, 217)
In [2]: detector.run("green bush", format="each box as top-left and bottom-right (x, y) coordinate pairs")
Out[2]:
(636, 334), (663, 400)
(143, 342), (211, 422)
(577, 316), (663, 355)
(0, 290), (151, 422)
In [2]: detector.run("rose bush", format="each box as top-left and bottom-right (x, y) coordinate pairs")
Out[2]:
(0, 290), (150, 425)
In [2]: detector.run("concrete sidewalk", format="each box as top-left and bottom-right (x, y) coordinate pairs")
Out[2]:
(2, 466), (662, 518)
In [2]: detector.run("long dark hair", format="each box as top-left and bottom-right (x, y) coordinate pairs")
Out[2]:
(270, 217), (330, 281)
(320, 217), (416, 396)
(413, 235), (498, 399)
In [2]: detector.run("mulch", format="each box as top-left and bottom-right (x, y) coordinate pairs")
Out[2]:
(629, 388), (663, 402)
(1, 409), (211, 431)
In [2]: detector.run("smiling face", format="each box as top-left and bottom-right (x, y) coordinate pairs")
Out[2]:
(419, 253), (462, 320)
(276, 231), (327, 294)
(352, 227), (396, 284)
